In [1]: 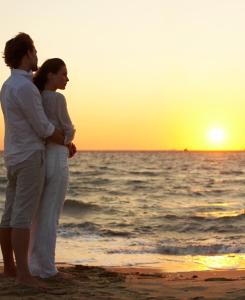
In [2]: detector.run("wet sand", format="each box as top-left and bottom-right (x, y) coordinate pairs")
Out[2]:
(1, 263), (245, 299)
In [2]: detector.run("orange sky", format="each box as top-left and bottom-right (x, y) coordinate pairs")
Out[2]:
(1, 0), (245, 150)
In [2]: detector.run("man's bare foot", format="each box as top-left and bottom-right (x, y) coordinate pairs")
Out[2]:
(0, 273), (15, 279)
(1, 267), (17, 278)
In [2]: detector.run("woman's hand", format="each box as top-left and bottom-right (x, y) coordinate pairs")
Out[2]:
(66, 142), (77, 158)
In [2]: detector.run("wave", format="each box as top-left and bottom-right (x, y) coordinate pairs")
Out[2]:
(108, 190), (128, 196)
(126, 180), (145, 185)
(129, 171), (160, 177)
(62, 199), (100, 215)
(107, 242), (245, 256)
(222, 178), (245, 184)
(58, 221), (132, 238)
(80, 171), (106, 176)
(220, 170), (244, 175)
(61, 221), (99, 230)
(69, 171), (83, 176)
(155, 213), (245, 233)
(190, 191), (204, 197)
(156, 244), (244, 255)
(190, 189), (231, 197)
(98, 166), (115, 171)
(70, 178), (111, 186)
(89, 178), (111, 185)
(191, 206), (227, 212)
(125, 180), (152, 191)
(100, 229), (133, 237)
(58, 221), (100, 237)
(162, 213), (245, 222)
(218, 214), (245, 222)
(177, 223), (240, 234)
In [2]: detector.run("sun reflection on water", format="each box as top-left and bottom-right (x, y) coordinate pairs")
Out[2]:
(197, 209), (244, 219)
(194, 255), (245, 270)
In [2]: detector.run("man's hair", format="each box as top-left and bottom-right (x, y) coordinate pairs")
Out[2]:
(3, 33), (34, 69)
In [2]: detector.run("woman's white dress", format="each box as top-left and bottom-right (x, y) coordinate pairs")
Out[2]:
(29, 90), (75, 278)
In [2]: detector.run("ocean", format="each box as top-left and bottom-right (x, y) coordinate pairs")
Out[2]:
(1, 151), (245, 272)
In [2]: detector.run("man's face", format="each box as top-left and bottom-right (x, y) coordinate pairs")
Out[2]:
(27, 46), (38, 71)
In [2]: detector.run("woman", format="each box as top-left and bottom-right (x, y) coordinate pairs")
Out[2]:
(29, 58), (76, 278)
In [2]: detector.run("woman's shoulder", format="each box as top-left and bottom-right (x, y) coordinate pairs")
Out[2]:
(42, 90), (65, 99)
(54, 91), (66, 103)
(42, 91), (66, 105)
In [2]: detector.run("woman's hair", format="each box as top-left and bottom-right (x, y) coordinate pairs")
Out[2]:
(4, 33), (34, 69)
(33, 58), (65, 92)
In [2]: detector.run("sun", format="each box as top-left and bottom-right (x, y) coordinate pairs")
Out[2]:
(207, 127), (226, 145)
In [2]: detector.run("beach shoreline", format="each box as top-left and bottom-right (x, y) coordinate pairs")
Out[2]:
(1, 263), (245, 299)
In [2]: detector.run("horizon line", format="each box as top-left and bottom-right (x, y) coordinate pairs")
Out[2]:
(76, 149), (245, 152)
(0, 149), (245, 152)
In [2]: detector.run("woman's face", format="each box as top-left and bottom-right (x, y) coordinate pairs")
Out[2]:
(49, 65), (69, 90)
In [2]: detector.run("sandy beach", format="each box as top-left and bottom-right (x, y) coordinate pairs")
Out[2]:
(1, 263), (245, 299)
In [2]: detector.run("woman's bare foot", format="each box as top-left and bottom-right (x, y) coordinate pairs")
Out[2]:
(16, 275), (48, 290)
(48, 271), (74, 280)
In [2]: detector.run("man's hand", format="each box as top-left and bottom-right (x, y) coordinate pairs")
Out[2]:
(67, 143), (77, 158)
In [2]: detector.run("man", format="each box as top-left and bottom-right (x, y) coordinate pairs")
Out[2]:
(0, 32), (65, 287)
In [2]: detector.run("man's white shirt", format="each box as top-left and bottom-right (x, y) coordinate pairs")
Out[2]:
(0, 69), (55, 166)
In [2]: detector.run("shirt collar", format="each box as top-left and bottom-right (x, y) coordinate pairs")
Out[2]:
(11, 69), (33, 80)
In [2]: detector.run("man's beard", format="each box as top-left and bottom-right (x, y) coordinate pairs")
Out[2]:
(32, 63), (38, 72)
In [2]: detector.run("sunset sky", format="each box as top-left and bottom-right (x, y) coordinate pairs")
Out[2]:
(1, 0), (245, 150)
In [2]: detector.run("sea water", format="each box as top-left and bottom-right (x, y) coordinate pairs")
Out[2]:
(1, 151), (245, 272)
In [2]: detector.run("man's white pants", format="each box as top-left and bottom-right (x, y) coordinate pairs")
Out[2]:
(29, 144), (69, 278)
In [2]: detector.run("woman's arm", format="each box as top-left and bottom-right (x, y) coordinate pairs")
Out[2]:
(56, 93), (76, 145)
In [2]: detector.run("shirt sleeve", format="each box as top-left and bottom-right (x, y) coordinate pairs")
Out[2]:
(56, 93), (75, 144)
(17, 82), (55, 139)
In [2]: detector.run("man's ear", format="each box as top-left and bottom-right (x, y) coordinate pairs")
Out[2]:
(47, 72), (53, 81)
(26, 49), (32, 58)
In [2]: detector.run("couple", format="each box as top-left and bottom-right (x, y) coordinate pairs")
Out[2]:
(0, 33), (76, 287)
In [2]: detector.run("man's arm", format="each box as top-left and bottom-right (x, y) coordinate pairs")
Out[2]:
(17, 83), (56, 139)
